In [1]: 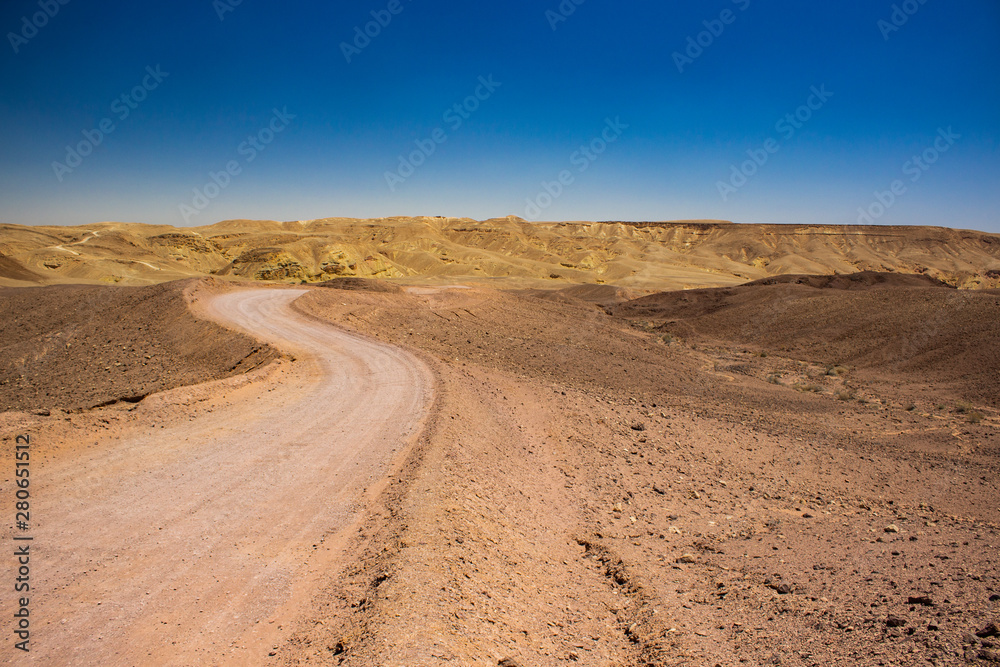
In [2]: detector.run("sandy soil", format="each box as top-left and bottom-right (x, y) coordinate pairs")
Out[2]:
(0, 289), (432, 665)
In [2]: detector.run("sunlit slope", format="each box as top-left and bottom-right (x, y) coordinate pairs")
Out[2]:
(2, 217), (998, 289)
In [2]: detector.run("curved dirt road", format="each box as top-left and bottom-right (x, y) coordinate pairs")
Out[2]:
(18, 289), (433, 665)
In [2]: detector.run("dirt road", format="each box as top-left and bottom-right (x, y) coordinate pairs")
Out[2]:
(15, 289), (432, 665)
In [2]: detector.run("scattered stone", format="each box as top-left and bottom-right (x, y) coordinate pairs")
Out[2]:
(884, 525), (900, 533)
(653, 484), (666, 495)
(979, 649), (1000, 663)
(630, 422), (645, 431)
(964, 633), (982, 645)
(802, 513), (813, 518)
(886, 615), (907, 628)
(908, 596), (934, 607)
(499, 659), (523, 667)
(773, 583), (793, 595)
(977, 622), (1000, 638)
(677, 553), (697, 564)
(991, 594), (1000, 602)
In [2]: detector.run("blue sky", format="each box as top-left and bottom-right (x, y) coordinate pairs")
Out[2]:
(1, 0), (998, 231)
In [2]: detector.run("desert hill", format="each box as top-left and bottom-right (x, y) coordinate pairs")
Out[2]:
(2, 218), (999, 290)
(0, 279), (276, 412)
(612, 272), (1000, 407)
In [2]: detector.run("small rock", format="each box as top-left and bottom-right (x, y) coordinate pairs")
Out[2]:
(964, 633), (981, 645)
(773, 583), (793, 595)
(499, 659), (523, 667)
(690, 490), (701, 500)
(977, 622), (1000, 638)
(886, 615), (907, 628)
(885, 525), (900, 533)
(907, 596), (934, 607)
(630, 423), (645, 431)
(653, 484), (666, 495)
(979, 649), (1000, 663)
(677, 553), (697, 564)
(802, 513), (813, 518)
(991, 594), (1000, 602)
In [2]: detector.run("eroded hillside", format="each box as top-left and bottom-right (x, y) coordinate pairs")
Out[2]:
(2, 217), (999, 290)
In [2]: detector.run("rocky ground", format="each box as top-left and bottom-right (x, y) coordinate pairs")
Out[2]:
(275, 279), (998, 666)
(1, 276), (997, 666)
(0, 279), (277, 412)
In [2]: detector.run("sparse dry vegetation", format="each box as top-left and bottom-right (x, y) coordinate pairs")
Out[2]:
(836, 388), (857, 401)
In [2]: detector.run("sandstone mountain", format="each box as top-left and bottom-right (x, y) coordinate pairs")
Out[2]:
(2, 217), (999, 290)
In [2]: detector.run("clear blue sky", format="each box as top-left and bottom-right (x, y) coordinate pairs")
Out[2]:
(1, 0), (998, 231)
